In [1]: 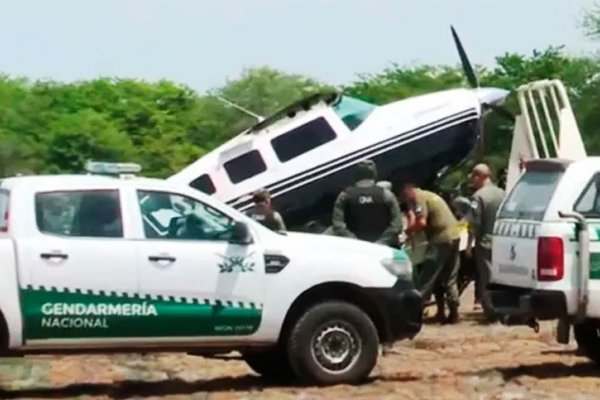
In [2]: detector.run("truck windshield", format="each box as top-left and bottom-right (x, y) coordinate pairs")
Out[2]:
(498, 170), (564, 221)
(332, 96), (375, 130)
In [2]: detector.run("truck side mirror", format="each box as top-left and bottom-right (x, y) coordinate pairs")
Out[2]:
(229, 221), (253, 245)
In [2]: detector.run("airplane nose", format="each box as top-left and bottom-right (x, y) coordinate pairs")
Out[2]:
(475, 87), (510, 106)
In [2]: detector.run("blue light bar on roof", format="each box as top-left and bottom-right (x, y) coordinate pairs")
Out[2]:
(85, 161), (142, 175)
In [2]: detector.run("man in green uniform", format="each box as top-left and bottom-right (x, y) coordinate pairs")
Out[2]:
(331, 160), (403, 247)
(467, 163), (505, 320)
(246, 189), (287, 233)
(401, 182), (461, 324)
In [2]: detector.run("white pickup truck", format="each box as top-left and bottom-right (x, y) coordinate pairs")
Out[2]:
(0, 162), (422, 386)
(486, 158), (600, 365)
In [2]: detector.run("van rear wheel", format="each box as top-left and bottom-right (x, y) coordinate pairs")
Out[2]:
(574, 319), (600, 365)
(286, 301), (379, 386)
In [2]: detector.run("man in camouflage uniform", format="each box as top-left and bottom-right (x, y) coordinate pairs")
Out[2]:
(331, 160), (403, 247)
(401, 182), (461, 324)
(246, 189), (287, 233)
(467, 163), (505, 320)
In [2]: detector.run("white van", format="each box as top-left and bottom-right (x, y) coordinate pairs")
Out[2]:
(486, 157), (600, 364)
(0, 162), (422, 386)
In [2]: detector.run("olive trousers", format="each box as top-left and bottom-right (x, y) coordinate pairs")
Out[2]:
(416, 239), (460, 310)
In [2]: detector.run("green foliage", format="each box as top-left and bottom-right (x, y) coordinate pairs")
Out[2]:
(580, 1), (600, 39)
(0, 44), (598, 184)
(0, 69), (329, 177)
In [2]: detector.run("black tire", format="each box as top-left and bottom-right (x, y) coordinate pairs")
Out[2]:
(574, 319), (600, 365)
(286, 301), (379, 386)
(242, 348), (294, 380)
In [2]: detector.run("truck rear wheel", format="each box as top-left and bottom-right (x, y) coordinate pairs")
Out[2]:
(574, 319), (600, 365)
(286, 301), (379, 386)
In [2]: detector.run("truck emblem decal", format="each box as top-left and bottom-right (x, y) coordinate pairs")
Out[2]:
(217, 252), (255, 273)
(510, 244), (516, 261)
(494, 221), (539, 238)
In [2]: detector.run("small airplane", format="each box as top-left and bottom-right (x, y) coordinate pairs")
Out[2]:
(168, 26), (514, 232)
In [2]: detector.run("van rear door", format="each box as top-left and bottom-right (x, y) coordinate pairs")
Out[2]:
(491, 163), (566, 288)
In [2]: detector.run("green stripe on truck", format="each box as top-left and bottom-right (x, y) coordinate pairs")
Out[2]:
(20, 286), (262, 340)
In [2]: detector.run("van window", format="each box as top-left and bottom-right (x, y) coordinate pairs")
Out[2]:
(189, 174), (216, 195)
(35, 190), (123, 238)
(498, 170), (564, 221)
(271, 117), (337, 162)
(224, 150), (267, 184)
(574, 173), (600, 217)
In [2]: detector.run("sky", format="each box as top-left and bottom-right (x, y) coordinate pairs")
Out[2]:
(0, 0), (598, 93)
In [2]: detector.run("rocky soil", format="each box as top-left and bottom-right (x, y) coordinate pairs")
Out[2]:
(1, 286), (599, 400)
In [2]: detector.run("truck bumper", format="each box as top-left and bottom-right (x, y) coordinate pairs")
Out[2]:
(367, 279), (423, 343)
(485, 283), (568, 321)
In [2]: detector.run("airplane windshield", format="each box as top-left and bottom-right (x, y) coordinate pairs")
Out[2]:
(332, 95), (375, 130)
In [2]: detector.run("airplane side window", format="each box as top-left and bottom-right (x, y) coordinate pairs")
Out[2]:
(189, 174), (216, 195)
(271, 117), (337, 162)
(224, 149), (267, 184)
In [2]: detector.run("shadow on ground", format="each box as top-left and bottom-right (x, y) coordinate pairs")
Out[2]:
(0, 375), (382, 399)
(422, 310), (491, 326)
(473, 361), (600, 382)
(0, 375), (289, 399)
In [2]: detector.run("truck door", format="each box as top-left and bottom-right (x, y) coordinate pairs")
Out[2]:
(17, 188), (139, 343)
(572, 172), (600, 317)
(133, 188), (265, 338)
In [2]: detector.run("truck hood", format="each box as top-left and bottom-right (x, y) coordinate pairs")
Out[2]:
(276, 231), (392, 258)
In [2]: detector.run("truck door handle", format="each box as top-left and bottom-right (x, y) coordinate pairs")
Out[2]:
(40, 252), (68, 260)
(148, 255), (176, 262)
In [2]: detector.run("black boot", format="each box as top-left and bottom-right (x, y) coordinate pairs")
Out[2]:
(445, 306), (459, 325)
(435, 297), (445, 324)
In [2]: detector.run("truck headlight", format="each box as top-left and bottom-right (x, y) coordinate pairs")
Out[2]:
(381, 249), (413, 279)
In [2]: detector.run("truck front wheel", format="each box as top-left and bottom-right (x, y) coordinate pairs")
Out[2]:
(286, 301), (379, 386)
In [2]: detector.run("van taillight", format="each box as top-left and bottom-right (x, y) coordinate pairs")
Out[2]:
(537, 237), (564, 281)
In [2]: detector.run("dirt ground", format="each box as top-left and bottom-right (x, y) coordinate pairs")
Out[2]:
(1, 285), (600, 400)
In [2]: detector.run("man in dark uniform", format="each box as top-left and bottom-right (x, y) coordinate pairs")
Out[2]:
(331, 160), (403, 247)
(467, 163), (505, 320)
(246, 189), (286, 233)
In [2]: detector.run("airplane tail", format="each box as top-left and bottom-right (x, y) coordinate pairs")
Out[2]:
(506, 79), (587, 191)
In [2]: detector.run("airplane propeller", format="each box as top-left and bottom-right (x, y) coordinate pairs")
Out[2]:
(451, 26), (479, 89)
(450, 25), (515, 123)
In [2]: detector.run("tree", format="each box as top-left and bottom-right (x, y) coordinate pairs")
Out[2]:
(580, 1), (600, 39)
(210, 66), (332, 137)
(42, 109), (134, 174)
(0, 45), (597, 182)
(344, 64), (467, 104)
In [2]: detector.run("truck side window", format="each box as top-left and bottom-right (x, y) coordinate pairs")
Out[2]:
(35, 190), (123, 238)
(574, 173), (600, 217)
(137, 190), (234, 241)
